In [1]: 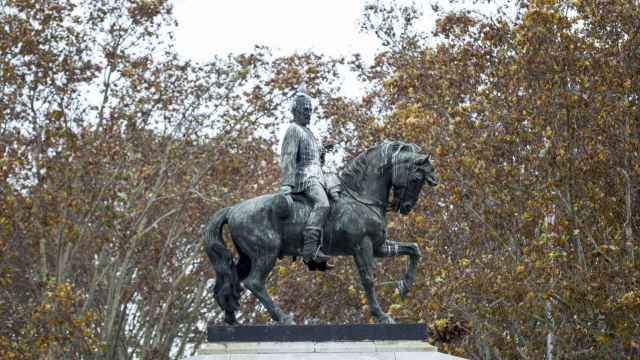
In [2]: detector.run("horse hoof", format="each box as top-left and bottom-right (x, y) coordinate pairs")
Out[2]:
(224, 318), (239, 326)
(378, 314), (396, 324)
(278, 314), (295, 325)
(224, 312), (239, 326)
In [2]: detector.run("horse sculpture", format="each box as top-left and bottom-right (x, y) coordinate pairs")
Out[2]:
(204, 140), (438, 325)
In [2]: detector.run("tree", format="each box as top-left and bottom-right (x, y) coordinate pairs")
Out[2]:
(4, 0), (638, 359)
(0, 1), (343, 359)
(323, 0), (639, 358)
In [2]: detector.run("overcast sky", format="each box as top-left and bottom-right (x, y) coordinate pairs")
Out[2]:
(171, 0), (437, 108)
(171, 1), (507, 159)
(171, 1), (435, 162)
(173, 0), (423, 61)
(172, 1), (508, 62)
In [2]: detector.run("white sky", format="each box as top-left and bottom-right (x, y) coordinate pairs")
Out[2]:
(172, 0), (507, 91)
(171, 1), (509, 165)
(172, 1), (508, 62)
(174, 0), (385, 62)
(173, 0), (413, 160)
(172, 0), (435, 127)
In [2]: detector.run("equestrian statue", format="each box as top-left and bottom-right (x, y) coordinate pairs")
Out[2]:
(204, 91), (438, 325)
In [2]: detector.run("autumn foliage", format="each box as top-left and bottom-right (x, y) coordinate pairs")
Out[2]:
(316, 1), (640, 358)
(1, 0), (639, 359)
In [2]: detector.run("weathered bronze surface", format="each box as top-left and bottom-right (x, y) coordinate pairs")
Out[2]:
(280, 92), (332, 265)
(204, 141), (437, 325)
(204, 94), (438, 325)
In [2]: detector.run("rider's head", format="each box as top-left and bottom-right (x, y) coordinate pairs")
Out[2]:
(291, 91), (312, 126)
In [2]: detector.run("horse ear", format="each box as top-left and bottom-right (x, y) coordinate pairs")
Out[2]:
(415, 154), (429, 165)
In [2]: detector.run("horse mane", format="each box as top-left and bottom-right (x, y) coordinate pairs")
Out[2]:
(340, 140), (420, 192)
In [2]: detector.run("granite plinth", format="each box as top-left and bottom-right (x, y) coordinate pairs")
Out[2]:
(190, 340), (466, 360)
(199, 340), (434, 353)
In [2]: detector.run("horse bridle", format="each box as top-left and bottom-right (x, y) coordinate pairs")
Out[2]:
(340, 145), (419, 214)
(390, 145), (418, 211)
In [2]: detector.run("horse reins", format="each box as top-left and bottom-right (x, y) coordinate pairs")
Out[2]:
(338, 143), (418, 219)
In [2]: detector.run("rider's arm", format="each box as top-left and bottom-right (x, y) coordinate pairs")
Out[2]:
(320, 140), (335, 167)
(280, 125), (300, 190)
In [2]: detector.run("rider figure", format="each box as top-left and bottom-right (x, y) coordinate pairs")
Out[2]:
(280, 91), (331, 265)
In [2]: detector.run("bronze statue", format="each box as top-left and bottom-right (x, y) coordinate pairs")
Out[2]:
(204, 107), (438, 325)
(280, 91), (333, 266)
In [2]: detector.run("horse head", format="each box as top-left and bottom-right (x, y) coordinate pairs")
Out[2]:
(390, 149), (438, 215)
(340, 140), (438, 215)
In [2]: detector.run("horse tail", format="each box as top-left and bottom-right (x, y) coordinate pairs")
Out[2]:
(204, 207), (242, 315)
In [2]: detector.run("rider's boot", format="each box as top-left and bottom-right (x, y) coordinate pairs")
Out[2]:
(302, 226), (330, 263)
(302, 206), (331, 265)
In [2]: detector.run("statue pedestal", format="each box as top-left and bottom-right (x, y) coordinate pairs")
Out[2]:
(188, 324), (466, 360)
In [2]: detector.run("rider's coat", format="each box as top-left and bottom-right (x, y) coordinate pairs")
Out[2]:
(280, 123), (325, 193)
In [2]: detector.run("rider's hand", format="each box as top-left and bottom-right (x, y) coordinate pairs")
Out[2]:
(281, 185), (293, 195)
(323, 140), (335, 152)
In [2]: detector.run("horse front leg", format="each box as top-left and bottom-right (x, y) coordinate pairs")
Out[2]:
(374, 240), (422, 299)
(353, 237), (395, 324)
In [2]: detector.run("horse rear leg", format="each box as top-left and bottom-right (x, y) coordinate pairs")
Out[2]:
(243, 253), (294, 325)
(353, 237), (395, 324)
(374, 240), (422, 299)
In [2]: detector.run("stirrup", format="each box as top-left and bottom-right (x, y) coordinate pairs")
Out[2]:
(313, 247), (334, 270)
(302, 246), (329, 263)
(312, 246), (330, 262)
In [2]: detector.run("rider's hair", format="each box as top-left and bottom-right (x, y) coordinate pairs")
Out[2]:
(291, 92), (312, 119)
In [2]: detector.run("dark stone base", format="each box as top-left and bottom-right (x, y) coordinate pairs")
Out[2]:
(207, 324), (427, 343)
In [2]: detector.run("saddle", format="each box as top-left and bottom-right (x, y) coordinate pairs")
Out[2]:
(272, 174), (342, 272)
(272, 173), (341, 222)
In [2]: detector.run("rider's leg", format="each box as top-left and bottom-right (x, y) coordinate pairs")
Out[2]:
(303, 182), (330, 263)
